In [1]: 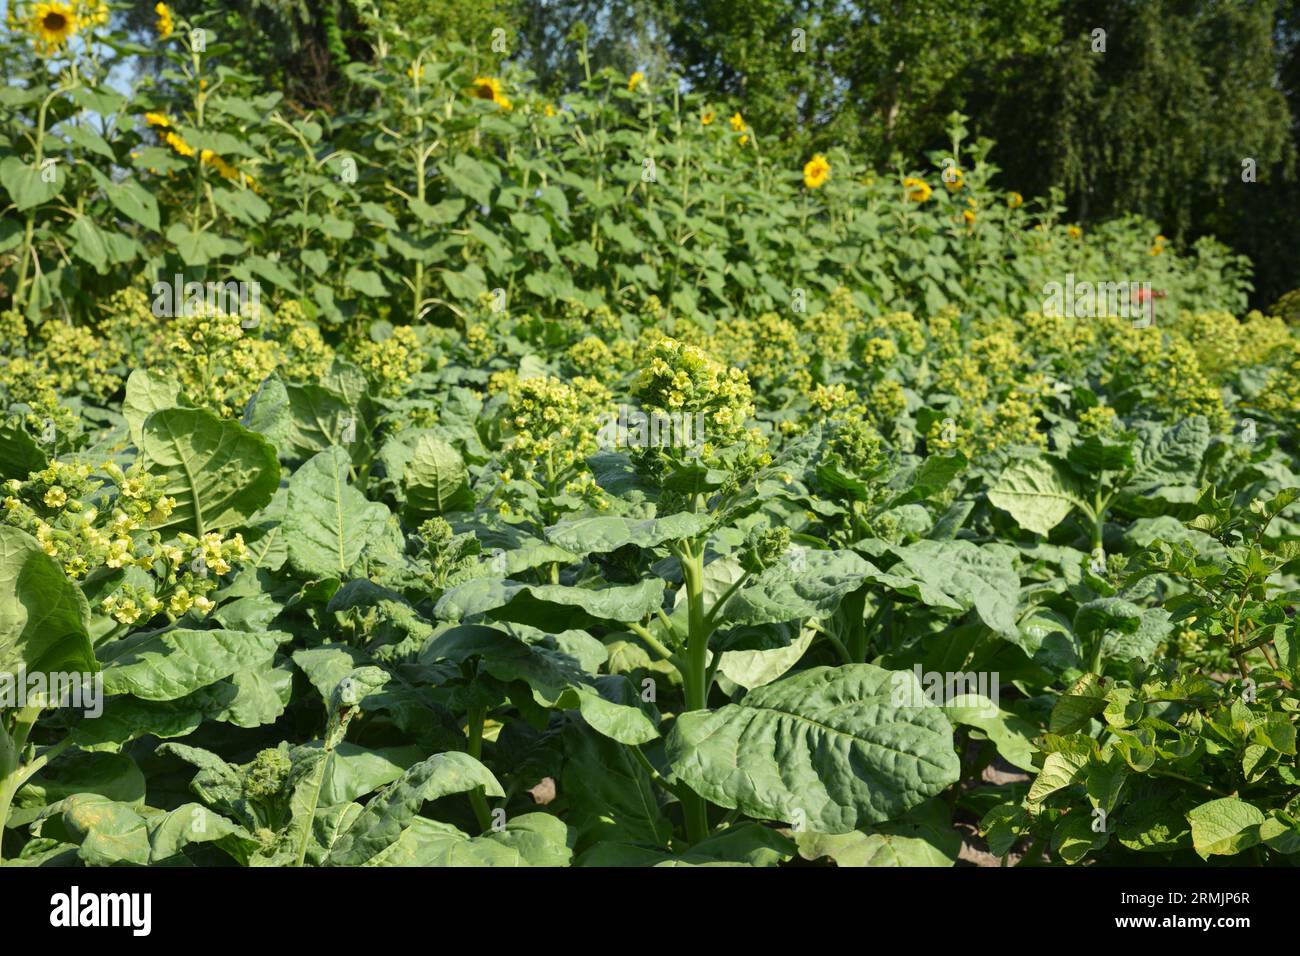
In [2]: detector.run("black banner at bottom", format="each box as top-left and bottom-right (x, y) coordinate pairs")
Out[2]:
(0, 865), (1282, 942)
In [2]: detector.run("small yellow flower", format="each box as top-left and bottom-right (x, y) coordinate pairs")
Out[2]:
(803, 153), (830, 189)
(43, 486), (67, 509)
(28, 1), (79, 54)
(739, 134), (749, 147)
(154, 2), (174, 39)
(468, 76), (512, 111)
(144, 111), (172, 129)
(942, 166), (964, 190)
(627, 71), (645, 92)
(1150, 233), (1167, 256)
(903, 177), (932, 202)
(544, 103), (556, 117)
(963, 208), (976, 225)
(1067, 224), (1082, 239)
(1007, 191), (1023, 209)
(701, 109), (715, 126)
(729, 112), (745, 132)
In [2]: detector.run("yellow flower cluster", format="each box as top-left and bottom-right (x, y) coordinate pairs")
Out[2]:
(1077, 403), (1118, 436)
(154, 2), (173, 39)
(96, 295), (334, 418)
(2, 460), (178, 581)
(1100, 321), (1230, 432)
(796, 287), (860, 365)
(634, 337), (760, 453)
(1246, 340), (1300, 419)
(350, 326), (425, 398)
(0, 313), (126, 404)
(868, 311), (927, 355)
(708, 312), (812, 396)
(499, 374), (611, 512)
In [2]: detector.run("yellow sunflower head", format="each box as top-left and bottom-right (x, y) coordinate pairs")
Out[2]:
(803, 153), (830, 190)
(700, 109), (715, 126)
(1007, 191), (1024, 209)
(1067, 224), (1082, 239)
(154, 2), (174, 39)
(903, 177), (932, 203)
(29, 1), (80, 54)
(627, 71), (645, 92)
(144, 111), (173, 129)
(163, 130), (195, 158)
(729, 112), (745, 132)
(469, 76), (512, 111)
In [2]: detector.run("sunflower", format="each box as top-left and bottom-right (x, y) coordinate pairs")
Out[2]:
(903, 177), (932, 202)
(1007, 191), (1023, 209)
(543, 103), (556, 117)
(163, 130), (195, 158)
(963, 209), (976, 225)
(1067, 224), (1082, 239)
(28, 1), (79, 54)
(627, 71), (644, 92)
(154, 2), (174, 39)
(739, 134), (750, 147)
(468, 76), (512, 111)
(200, 149), (240, 182)
(144, 112), (173, 129)
(803, 153), (830, 189)
(729, 111), (745, 132)
(943, 165), (964, 191)
(700, 110), (715, 126)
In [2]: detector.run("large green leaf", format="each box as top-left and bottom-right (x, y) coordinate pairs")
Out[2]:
(0, 526), (95, 675)
(123, 369), (193, 449)
(141, 407), (280, 535)
(544, 513), (713, 555)
(667, 664), (960, 832)
(325, 752), (504, 866)
(987, 457), (1083, 535)
(723, 549), (876, 627)
(885, 540), (1020, 638)
(794, 799), (961, 866)
(98, 628), (290, 701)
(1187, 797), (1265, 859)
(284, 446), (391, 579)
(435, 577), (666, 630)
(422, 625), (658, 744)
(562, 724), (672, 849)
(364, 812), (572, 866)
(402, 432), (472, 518)
(244, 375), (368, 467)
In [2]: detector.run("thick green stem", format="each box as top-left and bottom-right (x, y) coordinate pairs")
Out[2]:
(677, 542), (712, 844)
(466, 706), (492, 832)
(0, 773), (19, 865)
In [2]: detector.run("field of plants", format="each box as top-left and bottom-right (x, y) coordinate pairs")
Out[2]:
(2, 3), (1300, 870)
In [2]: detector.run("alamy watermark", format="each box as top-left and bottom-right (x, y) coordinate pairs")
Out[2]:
(1041, 273), (1157, 327)
(0, 668), (103, 718)
(151, 274), (262, 327)
(890, 664), (1000, 716)
(596, 405), (706, 457)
